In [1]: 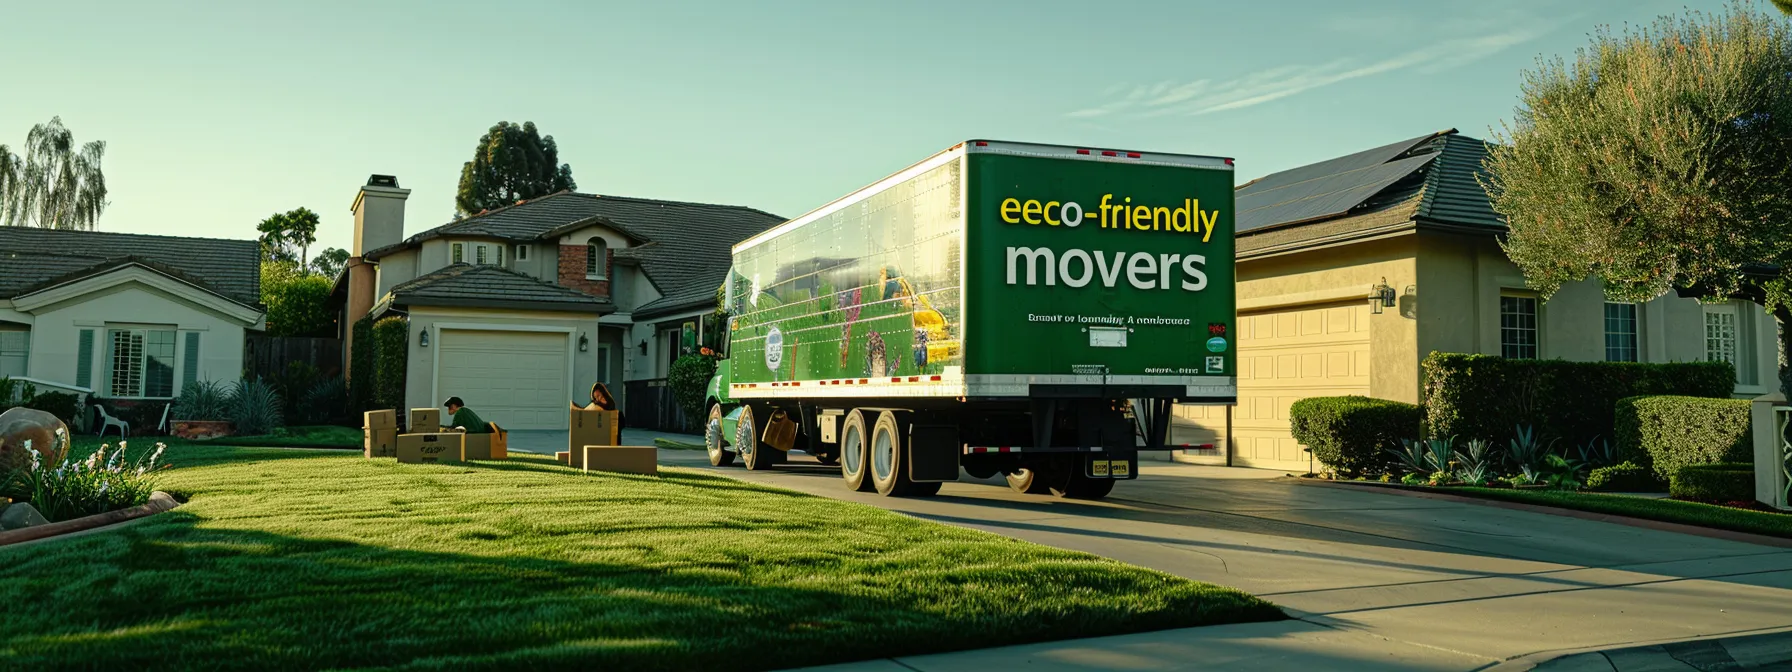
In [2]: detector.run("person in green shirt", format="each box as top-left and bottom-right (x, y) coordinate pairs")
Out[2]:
(442, 397), (491, 434)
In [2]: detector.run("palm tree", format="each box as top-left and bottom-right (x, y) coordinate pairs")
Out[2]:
(0, 117), (108, 230)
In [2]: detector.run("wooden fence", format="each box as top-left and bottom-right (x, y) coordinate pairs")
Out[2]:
(624, 378), (697, 434)
(244, 335), (343, 381)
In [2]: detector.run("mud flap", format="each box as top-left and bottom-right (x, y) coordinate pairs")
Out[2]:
(909, 423), (961, 482)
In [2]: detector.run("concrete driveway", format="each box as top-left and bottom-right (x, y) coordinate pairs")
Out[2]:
(511, 434), (1792, 670)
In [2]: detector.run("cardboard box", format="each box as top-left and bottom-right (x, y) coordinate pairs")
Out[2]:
(364, 427), (398, 458)
(569, 404), (619, 455)
(364, 409), (398, 430)
(462, 428), (508, 460)
(556, 450), (570, 466)
(581, 445), (657, 476)
(409, 408), (442, 434)
(397, 432), (464, 464)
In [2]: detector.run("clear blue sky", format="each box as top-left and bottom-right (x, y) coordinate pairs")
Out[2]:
(1, 0), (1701, 254)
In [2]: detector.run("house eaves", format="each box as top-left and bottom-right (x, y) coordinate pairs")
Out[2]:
(11, 261), (265, 324)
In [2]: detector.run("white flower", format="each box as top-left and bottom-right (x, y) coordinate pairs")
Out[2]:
(97, 481), (109, 495)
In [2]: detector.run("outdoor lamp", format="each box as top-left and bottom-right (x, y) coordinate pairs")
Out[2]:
(1368, 278), (1397, 315)
(418, 330), (430, 348)
(578, 334), (589, 352)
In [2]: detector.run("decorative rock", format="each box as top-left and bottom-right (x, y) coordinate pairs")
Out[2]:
(0, 408), (71, 469)
(0, 502), (49, 530)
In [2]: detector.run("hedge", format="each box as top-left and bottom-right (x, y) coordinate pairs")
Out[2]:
(350, 317), (374, 412)
(1422, 353), (1733, 452)
(1584, 461), (1662, 493)
(669, 354), (719, 430)
(1288, 396), (1421, 476)
(1615, 395), (1752, 481)
(1670, 463), (1755, 502)
(372, 317), (408, 412)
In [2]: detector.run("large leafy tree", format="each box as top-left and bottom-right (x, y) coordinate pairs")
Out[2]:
(256, 207), (321, 266)
(1777, 0), (1791, 16)
(1485, 2), (1792, 393)
(310, 246), (349, 278)
(260, 260), (334, 337)
(0, 117), (108, 230)
(455, 121), (575, 216)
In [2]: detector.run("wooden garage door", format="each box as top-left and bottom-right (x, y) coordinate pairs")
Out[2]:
(1177, 301), (1370, 471)
(437, 330), (570, 430)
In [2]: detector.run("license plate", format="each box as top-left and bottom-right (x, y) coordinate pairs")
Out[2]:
(1091, 460), (1110, 477)
(1111, 461), (1131, 478)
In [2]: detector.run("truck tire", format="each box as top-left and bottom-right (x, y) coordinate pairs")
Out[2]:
(869, 411), (915, 496)
(1004, 468), (1054, 495)
(1052, 472), (1117, 500)
(705, 404), (734, 467)
(840, 410), (873, 491)
(738, 406), (783, 471)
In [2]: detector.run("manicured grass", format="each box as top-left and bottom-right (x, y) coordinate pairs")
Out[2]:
(208, 425), (362, 449)
(0, 445), (1279, 670)
(1450, 487), (1792, 539)
(653, 436), (705, 450)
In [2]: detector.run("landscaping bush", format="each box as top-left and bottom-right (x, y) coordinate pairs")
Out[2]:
(260, 261), (335, 337)
(1288, 396), (1421, 476)
(172, 380), (231, 421)
(1670, 463), (1755, 502)
(229, 378), (284, 436)
(298, 378), (349, 425)
(1615, 395), (1752, 481)
(1585, 461), (1663, 493)
(669, 353), (719, 427)
(23, 391), (81, 424)
(1422, 353), (1733, 453)
(4, 440), (167, 522)
(350, 317), (374, 412)
(372, 317), (408, 411)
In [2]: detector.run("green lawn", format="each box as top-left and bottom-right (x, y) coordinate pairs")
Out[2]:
(1, 444), (1279, 671)
(1451, 487), (1792, 539)
(653, 436), (706, 450)
(205, 425), (362, 449)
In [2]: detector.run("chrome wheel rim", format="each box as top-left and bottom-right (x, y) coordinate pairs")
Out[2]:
(737, 412), (755, 458)
(705, 413), (724, 458)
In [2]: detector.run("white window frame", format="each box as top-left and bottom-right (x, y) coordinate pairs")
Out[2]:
(1603, 302), (1639, 362)
(586, 237), (608, 280)
(514, 244), (531, 262)
(106, 326), (177, 399)
(1499, 293), (1539, 359)
(0, 329), (28, 379)
(452, 242), (465, 264)
(1704, 303), (1744, 382)
(476, 244), (488, 265)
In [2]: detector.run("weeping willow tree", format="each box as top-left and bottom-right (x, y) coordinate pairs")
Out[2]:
(0, 117), (109, 230)
(1484, 1), (1792, 394)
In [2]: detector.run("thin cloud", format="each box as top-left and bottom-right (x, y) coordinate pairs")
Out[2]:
(1069, 22), (1558, 120)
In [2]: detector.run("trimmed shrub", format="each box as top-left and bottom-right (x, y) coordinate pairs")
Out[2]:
(1670, 463), (1755, 502)
(1422, 353), (1733, 453)
(1615, 395), (1752, 481)
(1585, 461), (1663, 492)
(1288, 396), (1422, 476)
(172, 380), (231, 421)
(372, 317), (408, 411)
(23, 391), (81, 424)
(350, 317), (374, 412)
(669, 354), (719, 429)
(229, 378), (285, 436)
(260, 261), (335, 337)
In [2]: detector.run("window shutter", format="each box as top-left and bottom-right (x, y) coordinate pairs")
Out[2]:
(182, 332), (200, 388)
(76, 329), (94, 388)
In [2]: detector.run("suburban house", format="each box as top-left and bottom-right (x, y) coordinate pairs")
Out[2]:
(332, 175), (782, 431)
(0, 227), (264, 422)
(1172, 129), (1782, 472)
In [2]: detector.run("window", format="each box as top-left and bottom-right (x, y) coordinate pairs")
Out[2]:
(597, 345), (611, 384)
(452, 242), (464, 264)
(108, 328), (175, 398)
(1705, 304), (1739, 368)
(1499, 295), (1538, 359)
(586, 237), (608, 279)
(0, 330), (27, 378)
(476, 245), (488, 265)
(496, 245), (506, 268)
(515, 244), (531, 262)
(1603, 302), (1638, 362)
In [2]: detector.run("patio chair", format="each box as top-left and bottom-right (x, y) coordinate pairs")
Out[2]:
(94, 404), (130, 439)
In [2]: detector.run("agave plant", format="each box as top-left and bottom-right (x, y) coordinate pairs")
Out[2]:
(1576, 436), (1617, 469)
(172, 380), (230, 421)
(1389, 439), (1428, 474)
(228, 378), (285, 436)
(1423, 436), (1456, 474)
(1453, 439), (1492, 485)
(1506, 425), (1549, 471)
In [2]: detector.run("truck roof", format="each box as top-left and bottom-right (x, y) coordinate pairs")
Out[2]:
(734, 140), (1235, 254)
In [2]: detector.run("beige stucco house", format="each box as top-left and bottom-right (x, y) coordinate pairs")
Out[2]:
(1172, 130), (1781, 472)
(333, 176), (781, 430)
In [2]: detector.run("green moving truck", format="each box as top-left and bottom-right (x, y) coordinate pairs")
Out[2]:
(704, 140), (1235, 499)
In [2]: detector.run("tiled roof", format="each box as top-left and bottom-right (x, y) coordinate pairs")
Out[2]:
(0, 228), (260, 304)
(388, 263), (612, 313)
(372, 192), (782, 319)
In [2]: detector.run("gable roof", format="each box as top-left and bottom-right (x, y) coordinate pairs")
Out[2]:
(1235, 129), (1502, 238)
(386, 263), (614, 314)
(0, 228), (260, 304)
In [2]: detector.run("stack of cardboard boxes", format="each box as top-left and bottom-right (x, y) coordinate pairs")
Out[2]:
(360, 407), (508, 465)
(364, 410), (398, 458)
(395, 407), (464, 464)
(561, 402), (656, 475)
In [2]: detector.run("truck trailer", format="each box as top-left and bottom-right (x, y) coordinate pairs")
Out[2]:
(703, 140), (1236, 499)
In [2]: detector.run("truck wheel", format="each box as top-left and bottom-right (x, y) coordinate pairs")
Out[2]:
(705, 404), (734, 467)
(840, 410), (873, 491)
(869, 411), (915, 496)
(1053, 473), (1117, 500)
(738, 406), (782, 471)
(1004, 468), (1054, 495)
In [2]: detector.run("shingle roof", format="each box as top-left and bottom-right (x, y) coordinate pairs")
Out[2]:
(0, 228), (260, 304)
(388, 263), (613, 313)
(1235, 129), (1504, 239)
(369, 192), (782, 319)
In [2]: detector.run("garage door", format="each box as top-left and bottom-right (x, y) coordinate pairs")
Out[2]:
(437, 330), (570, 430)
(1176, 301), (1370, 471)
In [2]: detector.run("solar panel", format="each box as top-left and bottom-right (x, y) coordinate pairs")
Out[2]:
(1236, 132), (1446, 233)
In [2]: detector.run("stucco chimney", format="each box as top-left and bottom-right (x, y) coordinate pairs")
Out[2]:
(351, 174), (410, 256)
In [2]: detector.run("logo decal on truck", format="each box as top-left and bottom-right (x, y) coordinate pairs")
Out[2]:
(1205, 356), (1224, 373)
(764, 325), (784, 372)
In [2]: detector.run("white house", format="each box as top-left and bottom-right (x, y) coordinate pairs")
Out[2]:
(332, 175), (782, 431)
(0, 227), (264, 415)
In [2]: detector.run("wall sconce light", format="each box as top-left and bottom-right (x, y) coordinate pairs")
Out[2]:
(418, 330), (430, 348)
(1368, 278), (1397, 315)
(578, 334), (589, 352)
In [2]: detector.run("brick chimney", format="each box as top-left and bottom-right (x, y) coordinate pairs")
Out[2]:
(345, 175), (410, 377)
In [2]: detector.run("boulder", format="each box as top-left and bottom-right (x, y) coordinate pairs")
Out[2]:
(0, 408), (70, 470)
(0, 502), (48, 530)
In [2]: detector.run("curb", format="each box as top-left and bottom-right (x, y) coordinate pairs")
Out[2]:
(0, 491), (182, 546)
(1290, 478), (1792, 549)
(1486, 625), (1792, 671)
